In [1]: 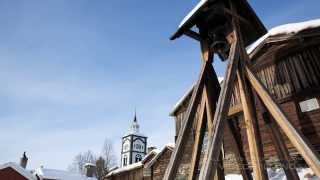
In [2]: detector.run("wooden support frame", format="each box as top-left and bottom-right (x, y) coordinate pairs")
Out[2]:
(199, 34), (240, 180)
(166, 0), (320, 179)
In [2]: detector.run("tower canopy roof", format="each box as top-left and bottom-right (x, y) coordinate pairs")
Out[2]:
(170, 0), (267, 46)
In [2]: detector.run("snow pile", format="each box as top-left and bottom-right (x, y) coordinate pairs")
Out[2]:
(225, 168), (318, 180)
(247, 19), (320, 54)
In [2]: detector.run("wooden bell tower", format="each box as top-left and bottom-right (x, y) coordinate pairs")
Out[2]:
(164, 0), (320, 180)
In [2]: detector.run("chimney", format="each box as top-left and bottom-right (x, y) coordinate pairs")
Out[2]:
(20, 152), (28, 169)
(84, 163), (96, 177)
(147, 146), (157, 154)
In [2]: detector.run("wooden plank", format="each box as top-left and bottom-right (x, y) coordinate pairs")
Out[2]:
(245, 64), (320, 177)
(237, 69), (268, 180)
(188, 88), (208, 180)
(199, 34), (240, 180)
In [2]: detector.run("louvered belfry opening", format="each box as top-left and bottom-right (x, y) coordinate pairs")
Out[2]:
(164, 0), (320, 179)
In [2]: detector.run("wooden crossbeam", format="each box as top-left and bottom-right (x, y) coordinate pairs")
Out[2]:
(245, 65), (320, 177)
(237, 68), (268, 180)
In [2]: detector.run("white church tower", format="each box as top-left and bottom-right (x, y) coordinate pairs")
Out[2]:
(121, 112), (147, 167)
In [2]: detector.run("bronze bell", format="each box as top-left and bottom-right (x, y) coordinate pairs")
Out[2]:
(209, 26), (230, 61)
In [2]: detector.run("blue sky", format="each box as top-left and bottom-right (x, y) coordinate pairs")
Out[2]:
(0, 0), (319, 170)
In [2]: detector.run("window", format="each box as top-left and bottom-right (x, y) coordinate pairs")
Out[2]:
(123, 155), (128, 166)
(124, 144), (129, 151)
(135, 144), (142, 150)
(135, 154), (142, 162)
(299, 98), (320, 112)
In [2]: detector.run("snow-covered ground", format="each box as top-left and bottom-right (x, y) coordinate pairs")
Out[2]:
(225, 168), (318, 180)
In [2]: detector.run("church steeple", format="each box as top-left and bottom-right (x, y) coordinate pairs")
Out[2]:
(121, 110), (147, 167)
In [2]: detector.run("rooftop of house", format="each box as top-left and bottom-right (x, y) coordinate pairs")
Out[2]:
(34, 166), (97, 180)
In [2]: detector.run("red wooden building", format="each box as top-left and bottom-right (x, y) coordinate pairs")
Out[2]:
(0, 162), (35, 180)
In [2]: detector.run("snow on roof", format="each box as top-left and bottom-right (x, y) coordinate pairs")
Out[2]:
(0, 162), (36, 180)
(179, 0), (207, 28)
(106, 162), (143, 177)
(34, 167), (96, 180)
(247, 18), (320, 54)
(145, 144), (175, 168)
(169, 83), (195, 116)
(141, 149), (160, 164)
(84, 163), (96, 167)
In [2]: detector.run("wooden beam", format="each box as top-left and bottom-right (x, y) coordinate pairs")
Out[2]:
(237, 69), (268, 180)
(228, 104), (242, 117)
(200, 39), (213, 63)
(184, 29), (202, 41)
(245, 65), (320, 177)
(188, 88), (208, 180)
(226, 119), (253, 180)
(199, 36), (240, 180)
(163, 62), (208, 180)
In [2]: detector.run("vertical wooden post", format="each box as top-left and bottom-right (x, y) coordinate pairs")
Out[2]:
(245, 65), (320, 177)
(237, 69), (268, 180)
